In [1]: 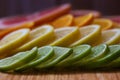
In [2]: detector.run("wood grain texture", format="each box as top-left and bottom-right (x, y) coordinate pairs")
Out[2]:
(0, 69), (120, 80)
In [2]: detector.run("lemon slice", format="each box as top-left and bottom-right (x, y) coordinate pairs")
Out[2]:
(13, 25), (55, 53)
(0, 29), (30, 58)
(70, 25), (101, 47)
(101, 29), (120, 45)
(50, 27), (80, 47)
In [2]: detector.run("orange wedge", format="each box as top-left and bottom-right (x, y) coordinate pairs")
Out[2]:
(92, 18), (113, 30)
(51, 14), (73, 28)
(0, 22), (34, 39)
(73, 13), (94, 27)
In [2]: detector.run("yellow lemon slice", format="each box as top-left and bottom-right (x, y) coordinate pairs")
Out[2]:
(70, 25), (101, 47)
(51, 14), (73, 28)
(13, 25), (55, 53)
(101, 29), (120, 45)
(0, 29), (30, 57)
(50, 27), (80, 47)
(93, 18), (113, 30)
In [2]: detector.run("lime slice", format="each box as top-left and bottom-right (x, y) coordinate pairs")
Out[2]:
(70, 25), (101, 47)
(87, 45), (120, 68)
(50, 27), (80, 47)
(101, 29), (120, 45)
(56, 44), (91, 67)
(0, 47), (37, 71)
(106, 57), (120, 68)
(35, 46), (72, 69)
(73, 44), (109, 67)
(15, 46), (54, 71)
(0, 29), (30, 58)
(12, 25), (55, 53)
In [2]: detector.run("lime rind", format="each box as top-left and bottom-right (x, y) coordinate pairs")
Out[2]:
(15, 46), (54, 71)
(56, 44), (91, 67)
(35, 46), (72, 69)
(0, 47), (37, 71)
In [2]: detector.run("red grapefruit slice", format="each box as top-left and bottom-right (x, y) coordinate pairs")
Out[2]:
(0, 4), (71, 30)
(70, 10), (101, 18)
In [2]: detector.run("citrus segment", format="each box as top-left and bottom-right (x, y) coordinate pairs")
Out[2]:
(50, 27), (80, 47)
(51, 14), (73, 28)
(70, 25), (101, 47)
(12, 25), (55, 53)
(92, 18), (113, 30)
(73, 13), (94, 27)
(0, 29), (30, 58)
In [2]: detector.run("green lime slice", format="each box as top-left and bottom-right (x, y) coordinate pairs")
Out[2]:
(87, 45), (120, 68)
(15, 46), (54, 72)
(0, 47), (37, 71)
(73, 44), (109, 67)
(106, 56), (120, 68)
(56, 44), (91, 67)
(35, 46), (72, 69)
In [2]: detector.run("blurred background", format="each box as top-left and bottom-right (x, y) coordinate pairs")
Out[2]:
(0, 0), (120, 18)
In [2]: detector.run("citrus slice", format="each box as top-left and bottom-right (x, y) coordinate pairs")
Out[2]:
(12, 25), (55, 53)
(35, 46), (72, 69)
(106, 56), (120, 68)
(70, 10), (101, 18)
(56, 44), (91, 67)
(73, 13), (94, 27)
(0, 29), (30, 58)
(50, 27), (80, 47)
(101, 29), (120, 45)
(92, 18), (113, 30)
(0, 22), (34, 39)
(51, 14), (73, 28)
(73, 44), (109, 67)
(15, 46), (54, 72)
(86, 45), (120, 68)
(70, 25), (101, 47)
(0, 47), (37, 71)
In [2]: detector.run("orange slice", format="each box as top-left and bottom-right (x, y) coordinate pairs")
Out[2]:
(73, 13), (94, 27)
(92, 18), (113, 30)
(51, 14), (73, 28)
(0, 22), (34, 39)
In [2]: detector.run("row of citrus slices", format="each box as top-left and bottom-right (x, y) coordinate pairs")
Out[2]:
(0, 24), (120, 59)
(1, 44), (120, 72)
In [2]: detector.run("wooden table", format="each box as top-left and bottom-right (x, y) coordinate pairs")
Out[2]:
(0, 69), (120, 80)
